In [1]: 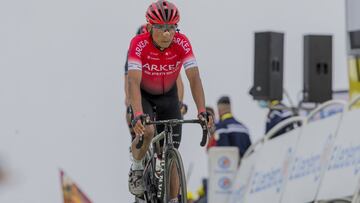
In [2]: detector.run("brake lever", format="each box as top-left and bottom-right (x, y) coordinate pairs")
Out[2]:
(200, 119), (209, 147)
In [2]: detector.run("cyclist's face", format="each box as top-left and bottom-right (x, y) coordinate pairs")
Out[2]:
(151, 24), (177, 49)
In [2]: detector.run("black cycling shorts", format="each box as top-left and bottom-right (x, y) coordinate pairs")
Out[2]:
(130, 86), (182, 149)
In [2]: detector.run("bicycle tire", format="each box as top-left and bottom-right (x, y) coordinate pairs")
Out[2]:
(163, 148), (187, 203)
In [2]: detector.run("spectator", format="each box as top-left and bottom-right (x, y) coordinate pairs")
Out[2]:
(259, 100), (296, 137)
(215, 96), (251, 158)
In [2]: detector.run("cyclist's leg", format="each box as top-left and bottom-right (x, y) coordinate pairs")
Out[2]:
(131, 96), (156, 163)
(129, 96), (155, 196)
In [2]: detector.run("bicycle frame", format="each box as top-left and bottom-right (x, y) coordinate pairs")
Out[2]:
(136, 118), (207, 202)
(141, 146), (159, 202)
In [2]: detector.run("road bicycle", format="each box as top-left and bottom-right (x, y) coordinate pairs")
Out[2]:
(134, 116), (208, 203)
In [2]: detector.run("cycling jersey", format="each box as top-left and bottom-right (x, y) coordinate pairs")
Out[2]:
(127, 32), (197, 95)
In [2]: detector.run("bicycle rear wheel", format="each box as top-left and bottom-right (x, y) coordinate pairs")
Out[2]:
(163, 148), (187, 203)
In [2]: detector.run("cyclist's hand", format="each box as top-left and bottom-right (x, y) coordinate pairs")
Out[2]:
(179, 102), (188, 116)
(198, 111), (214, 129)
(131, 114), (148, 136)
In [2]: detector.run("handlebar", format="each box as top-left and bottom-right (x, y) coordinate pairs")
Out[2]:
(147, 118), (209, 147)
(135, 117), (209, 149)
(146, 119), (200, 125)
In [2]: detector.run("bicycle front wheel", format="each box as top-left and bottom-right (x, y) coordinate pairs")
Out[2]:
(163, 148), (187, 203)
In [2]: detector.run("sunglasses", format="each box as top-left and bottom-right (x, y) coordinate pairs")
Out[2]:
(152, 24), (177, 32)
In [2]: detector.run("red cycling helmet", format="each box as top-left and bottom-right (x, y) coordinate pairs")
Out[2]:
(146, 0), (180, 25)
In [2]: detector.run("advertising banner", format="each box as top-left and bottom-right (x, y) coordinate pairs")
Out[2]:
(208, 147), (239, 203)
(227, 150), (259, 203)
(281, 114), (342, 203)
(316, 109), (360, 200)
(244, 129), (301, 203)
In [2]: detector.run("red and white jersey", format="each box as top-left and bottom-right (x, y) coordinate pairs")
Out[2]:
(127, 32), (197, 95)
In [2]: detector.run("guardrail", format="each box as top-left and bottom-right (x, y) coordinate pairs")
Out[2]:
(223, 99), (360, 203)
(264, 116), (306, 141)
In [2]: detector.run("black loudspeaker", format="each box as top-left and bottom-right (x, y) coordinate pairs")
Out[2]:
(349, 30), (360, 49)
(303, 35), (333, 103)
(250, 32), (284, 101)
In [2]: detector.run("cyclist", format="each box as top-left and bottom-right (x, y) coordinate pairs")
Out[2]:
(127, 0), (212, 202)
(124, 24), (187, 140)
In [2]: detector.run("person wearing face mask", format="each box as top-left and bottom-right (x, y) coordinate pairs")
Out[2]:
(258, 100), (296, 137)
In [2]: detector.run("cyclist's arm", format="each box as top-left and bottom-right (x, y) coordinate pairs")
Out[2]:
(124, 53), (130, 106)
(176, 74), (184, 102)
(124, 75), (130, 106)
(185, 67), (206, 113)
(128, 70), (143, 115)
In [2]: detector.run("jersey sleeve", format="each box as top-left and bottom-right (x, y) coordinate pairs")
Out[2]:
(127, 37), (143, 72)
(176, 34), (198, 70)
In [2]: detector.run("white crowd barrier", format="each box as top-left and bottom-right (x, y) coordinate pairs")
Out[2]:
(224, 97), (360, 203)
(245, 128), (301, 203)
(244, 117), (305, 203)
(228, 138), (264, 203)
(282, 100), (347, 203)
(316, 97), (360, 201)
(351, 178), (360, 203)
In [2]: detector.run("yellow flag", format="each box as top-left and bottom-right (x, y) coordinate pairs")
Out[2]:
(60, 169), (92, 203)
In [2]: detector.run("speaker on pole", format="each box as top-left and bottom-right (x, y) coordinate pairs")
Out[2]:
(303, 35), (333, 103)
(250, 31), (284, 101)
